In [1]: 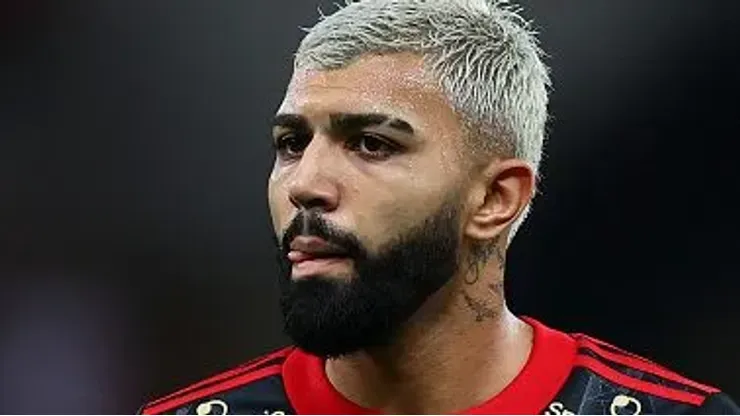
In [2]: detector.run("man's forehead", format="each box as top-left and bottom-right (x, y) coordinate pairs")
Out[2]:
(290, 53), (432, 90)
(278, 54), (446, 119)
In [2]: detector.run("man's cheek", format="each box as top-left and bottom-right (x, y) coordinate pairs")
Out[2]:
(269, 208), (291, 241)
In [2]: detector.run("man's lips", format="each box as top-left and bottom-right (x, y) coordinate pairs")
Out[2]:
(288, 236), (348, 264)
(288, 250), (344, 263)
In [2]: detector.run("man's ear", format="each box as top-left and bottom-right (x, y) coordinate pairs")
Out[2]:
(464, 159), (535, 242)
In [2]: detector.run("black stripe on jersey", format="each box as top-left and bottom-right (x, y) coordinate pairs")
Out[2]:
(594, 340), (673, 367)
(577, 347), (708, 397)
(147, 355), (287, 407)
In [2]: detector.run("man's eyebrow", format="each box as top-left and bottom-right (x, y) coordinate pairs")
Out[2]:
(329, 113), (415, 135)
(272, 114), (310, 131)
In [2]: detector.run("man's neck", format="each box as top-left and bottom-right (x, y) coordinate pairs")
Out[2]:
(324, 279), (534, 414)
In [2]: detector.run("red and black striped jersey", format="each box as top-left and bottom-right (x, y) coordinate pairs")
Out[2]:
(140, 318), (738, 415)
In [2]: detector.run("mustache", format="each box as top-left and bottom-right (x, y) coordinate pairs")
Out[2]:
(280, 210), (365, 259)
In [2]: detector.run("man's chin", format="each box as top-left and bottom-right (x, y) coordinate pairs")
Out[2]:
(285, 323), (394, 359)
(280, 281), (396, 358)
(282, 315), (376, 359)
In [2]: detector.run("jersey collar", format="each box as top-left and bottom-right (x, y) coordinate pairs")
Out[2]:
(282, 317), (576, 414)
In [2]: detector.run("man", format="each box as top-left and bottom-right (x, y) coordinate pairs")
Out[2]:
(141, 0), (739, 414)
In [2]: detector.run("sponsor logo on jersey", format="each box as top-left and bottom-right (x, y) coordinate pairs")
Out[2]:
(544, 401), (575, 415)
(610, 394), (642, 415)
(195, 399), (229, 415)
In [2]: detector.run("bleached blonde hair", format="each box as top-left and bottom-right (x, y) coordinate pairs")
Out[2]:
(294, 0), (551, 244)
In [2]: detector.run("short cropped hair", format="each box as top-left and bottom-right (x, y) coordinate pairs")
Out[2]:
(294, 0), (550, 243)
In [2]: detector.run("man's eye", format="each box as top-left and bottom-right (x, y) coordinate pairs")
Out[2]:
(347, 133), (399, 160)
(273, 134), (308, 158)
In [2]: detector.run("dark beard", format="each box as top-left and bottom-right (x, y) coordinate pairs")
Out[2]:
(275, 198), (461, 359)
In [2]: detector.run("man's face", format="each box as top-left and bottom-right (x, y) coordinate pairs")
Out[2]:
(268, 53), (472, 358)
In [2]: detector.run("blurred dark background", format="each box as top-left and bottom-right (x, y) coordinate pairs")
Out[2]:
(1, 0), (739, 413)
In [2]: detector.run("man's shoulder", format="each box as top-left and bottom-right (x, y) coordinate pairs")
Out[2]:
(140, 346), (296, 415)
(549, 331), (739, 414)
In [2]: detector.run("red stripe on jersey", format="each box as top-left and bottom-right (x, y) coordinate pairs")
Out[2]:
(574, 355), (706, 406)
(141, 364), (283, 415)
(146, 347), (293, 408)
(576, 335), (719, 394)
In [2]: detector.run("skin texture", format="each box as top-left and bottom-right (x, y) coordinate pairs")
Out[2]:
(268, 53), (537, 414)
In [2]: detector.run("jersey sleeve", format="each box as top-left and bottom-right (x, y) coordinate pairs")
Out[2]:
(139, 347), (295, 415)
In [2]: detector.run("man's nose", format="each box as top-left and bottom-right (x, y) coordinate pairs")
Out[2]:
(286, 137), (340, 212)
